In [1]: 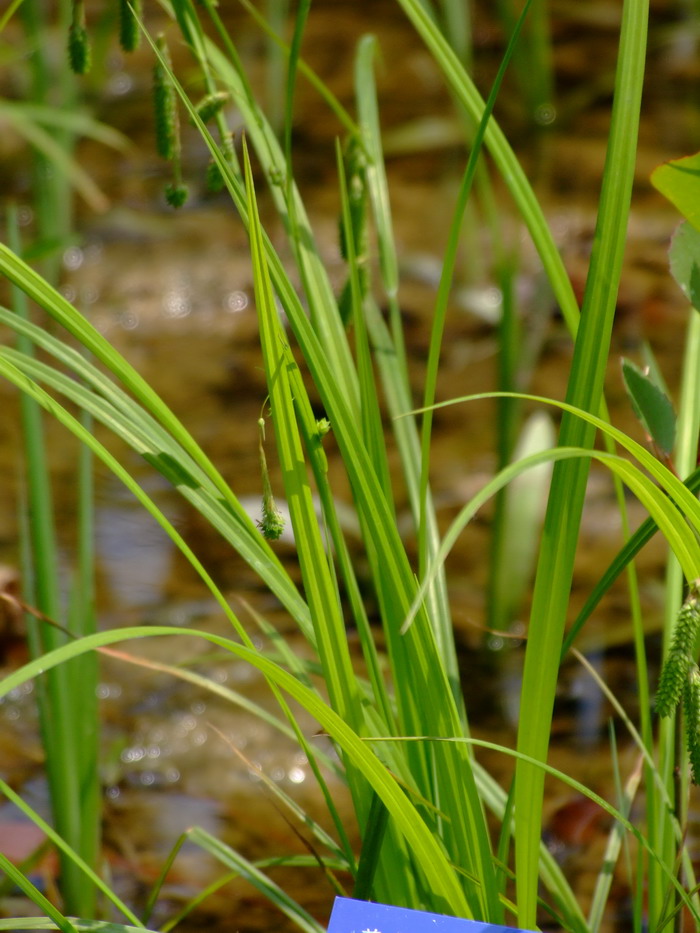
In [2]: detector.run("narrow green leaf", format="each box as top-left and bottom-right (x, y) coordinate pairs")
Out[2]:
(187, 827), (325, 933)
(0, 627), (474, 919)
(0, 856), (77, 933)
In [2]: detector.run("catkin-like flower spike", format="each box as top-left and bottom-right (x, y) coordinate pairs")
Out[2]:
(68, 0), (91, 75)
(655, 582), (700, 717)
(684, 665), (700, 784)
(119, 0), (142, 53)
(257, 417), (285, 541)
(153, 35), (178, 161)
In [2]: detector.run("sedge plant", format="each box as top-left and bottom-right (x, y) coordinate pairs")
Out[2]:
(1, 1), (699, 931)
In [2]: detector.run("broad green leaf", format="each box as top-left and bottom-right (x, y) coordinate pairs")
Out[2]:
(621, 357), (676, 457)
(669, 220), (700, 312)
(651, 151), (700, 231)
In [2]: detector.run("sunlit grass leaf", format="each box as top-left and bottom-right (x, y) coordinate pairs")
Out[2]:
(621, 358), (676, 458)
(0, 924), (151, 932)
(186, 826), (326, 933)
(0, 855), (77, 933)
(669, 220), (700, 312)
(651, 151), (700, 232)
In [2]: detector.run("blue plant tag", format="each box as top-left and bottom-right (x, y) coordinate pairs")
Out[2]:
(328, 897), (531, 933)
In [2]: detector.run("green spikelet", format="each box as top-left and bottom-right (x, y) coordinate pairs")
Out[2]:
(119, 0), (141, 53)
(670, 582), (700, 657)
(656, 581), (700, 717)
(195, 91), (229, 124)
(68, 1), (91, 75)
(164, 183), (189, 208)
(257, 417), (285, 541)
(684, 665), (700, 784)
(338, 136), (368, 263)
(206, 161), (225, 193)
(153, 35), (177, 161)
(656, 651), (692, 718)
(337, 134), (369, 328)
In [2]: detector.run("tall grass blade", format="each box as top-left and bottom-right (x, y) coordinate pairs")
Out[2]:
(7, 209), (99, 917)
(512, 1), (650, 923)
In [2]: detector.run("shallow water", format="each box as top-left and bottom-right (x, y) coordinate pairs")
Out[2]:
(1, 1), (699, 930)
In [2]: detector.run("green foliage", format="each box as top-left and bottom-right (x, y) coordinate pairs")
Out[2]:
(669, 220), (700, 312)
(621, 357), (676, 458)
(3, 0), (700, 931)
(651, 151), (700, 231)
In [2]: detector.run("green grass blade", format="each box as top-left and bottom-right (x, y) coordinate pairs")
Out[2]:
(0, 626), (474, 919)
(336, 141), (394, 503)
(0, 243), (251, 520)
(405, 391), (700, 631)
(0, 318), (312, 639)
(3, 110), (110, 213)
(233, 0), (359, 138)
(354, 37), (459, 693)
(163, 0), (360, 417)
(512, 0), (650, 922)
(187, 827), (325, 933)
(0, 924), (151, 932)
(0, 779), (142, 926)
(647, 303), (700, 928)
(395, 0), (580, 333)
(0, 859), (77, 933)
(7, 209), (99, 917)
(243, 140), (363, 734)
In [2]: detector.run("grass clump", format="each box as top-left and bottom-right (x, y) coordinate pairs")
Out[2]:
(1, 1), (700, 932)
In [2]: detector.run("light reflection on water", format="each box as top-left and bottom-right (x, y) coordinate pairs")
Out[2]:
(95, 475), (179, 609)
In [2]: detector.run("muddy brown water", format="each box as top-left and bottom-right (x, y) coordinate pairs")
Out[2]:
(0, 2), (699, 930)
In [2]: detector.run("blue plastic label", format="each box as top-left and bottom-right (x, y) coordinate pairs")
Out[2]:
(328, 897), (531, 933)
